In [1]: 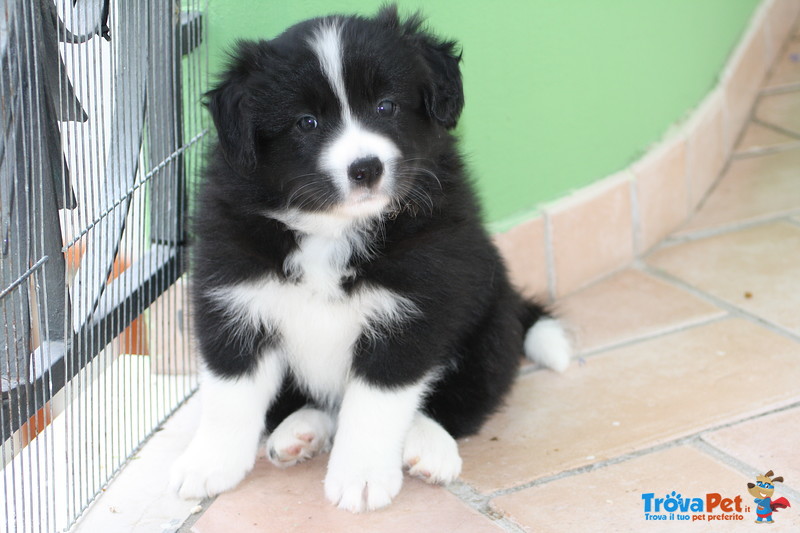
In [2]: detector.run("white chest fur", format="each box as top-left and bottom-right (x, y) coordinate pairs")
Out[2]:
(210, 232), (415, 406)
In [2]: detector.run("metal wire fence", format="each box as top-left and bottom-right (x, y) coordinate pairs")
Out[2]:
(0, 1), (208, 531)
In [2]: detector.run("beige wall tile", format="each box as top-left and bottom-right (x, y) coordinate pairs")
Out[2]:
(677, 148), (800, 234)
(547, 174), (634, 297)
(193, 456), (503, 533)
(458, 319), (800, 494)
(686, 92), (728, 210)
(557, 269), (725, 354)
(491, 446), (800, 532)
(648, 222), (800, 335)
(724, 24), (770, 153)
(632, 139), (690, 252)
(493, 217), (550, 301)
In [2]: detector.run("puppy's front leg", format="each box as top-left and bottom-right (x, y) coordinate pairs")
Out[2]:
(324, 378), (427, 512)
(170, 353), (284, 499)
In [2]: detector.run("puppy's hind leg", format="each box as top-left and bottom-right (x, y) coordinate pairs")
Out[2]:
(267, 407), (335, 468)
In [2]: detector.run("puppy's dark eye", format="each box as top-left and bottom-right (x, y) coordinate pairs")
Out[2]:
(297, 115), (318, 131)
(376, 100), (397, 117)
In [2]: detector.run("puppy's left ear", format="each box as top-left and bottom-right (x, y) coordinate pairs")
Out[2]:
(387, 8), (464, 129)
(419, 37), (464, 129)
(204, 40), (262, 173)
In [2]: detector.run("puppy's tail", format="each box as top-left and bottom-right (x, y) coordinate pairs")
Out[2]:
(520, 301), (572, 373)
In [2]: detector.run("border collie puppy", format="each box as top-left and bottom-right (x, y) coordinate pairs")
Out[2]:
(170, 5), (570, 512)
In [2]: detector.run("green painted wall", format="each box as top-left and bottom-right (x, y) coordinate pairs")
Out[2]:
(203, 0), (760, 224)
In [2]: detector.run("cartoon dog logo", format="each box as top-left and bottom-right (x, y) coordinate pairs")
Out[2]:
(747, 470), (791, 524)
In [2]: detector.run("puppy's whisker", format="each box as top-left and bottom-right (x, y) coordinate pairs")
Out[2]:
(406, 167), (443, 190)
(286, 172), (321, 183)
(286, 182), (325, 209)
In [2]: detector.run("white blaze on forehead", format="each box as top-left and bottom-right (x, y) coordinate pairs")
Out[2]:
(308, 20), (351, 121)
(307, 19), (402, 220)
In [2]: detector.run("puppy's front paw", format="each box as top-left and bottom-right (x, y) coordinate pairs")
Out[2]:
(324, 448), (403, 513)
(267, 408), (334, 468)
(169, 435), (256, 499)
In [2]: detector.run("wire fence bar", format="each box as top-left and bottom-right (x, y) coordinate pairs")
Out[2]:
(0, 1), (207, 531)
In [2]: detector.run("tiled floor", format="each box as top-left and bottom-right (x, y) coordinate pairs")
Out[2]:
(74, 22), (800, 533)
(172, 29), (800, 533)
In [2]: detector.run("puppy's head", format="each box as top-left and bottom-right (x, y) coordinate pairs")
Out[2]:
(206, 6), (463, 228)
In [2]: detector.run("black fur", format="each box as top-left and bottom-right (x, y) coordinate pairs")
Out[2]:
(192, 6), (549, 439)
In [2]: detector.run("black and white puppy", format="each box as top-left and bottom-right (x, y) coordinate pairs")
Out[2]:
(170, 6), (570, 512)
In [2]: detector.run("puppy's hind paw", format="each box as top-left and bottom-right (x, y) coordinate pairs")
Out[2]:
(266, 408), (334, 468)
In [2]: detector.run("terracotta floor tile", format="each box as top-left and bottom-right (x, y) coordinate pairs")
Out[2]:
(458, 319), (800, 494)
(703, 407), (800, 491)
(735, 122), (799, 154)
(648, 222), (800, 335)
(192, 455), (503, 533)
(756, 90), (800, 135)
(491, 446), (800, 532)
(678, 149), (800, 234)
(765, 40), (800, 89)
(557, 269), (725, 354)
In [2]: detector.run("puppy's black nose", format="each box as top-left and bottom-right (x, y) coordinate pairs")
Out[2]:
(348, 157), (383, 187)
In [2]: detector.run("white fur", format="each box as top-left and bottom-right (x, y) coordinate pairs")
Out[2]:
(267, 407), (336, 467)
(310, 20), (401, 219)
(524, 317), (572, 372)
(403, 413), (462, 484)
(325, 378), (429, 512)
(309, 21), (351, 121)
(169, 355), (285, 498)
(320, 121), (400, 209)
(209, 232), (417, 406)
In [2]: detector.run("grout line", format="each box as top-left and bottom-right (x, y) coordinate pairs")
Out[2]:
(481, 398), (800, 502)
(682, 144), (736, 228)
(629, 176), (642, 256)
(655, 210), (800, 248)
(642, 264), (800, 345)
(483, 435), (701, 501)
(543, 211), (557, 302)
(176, 496), (217, 533)
(574, 311), (729, 360)
(733, 139), (800, 159)
(692, 440), (800, 502)
(446, 481), (528, 533)
(764, 0), (775, 66)
(760, 82), (800, 96)
(750, 117), (800, 141)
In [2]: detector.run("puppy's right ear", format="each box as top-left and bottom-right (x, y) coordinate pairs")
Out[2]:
(205, 42), (260, 173)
